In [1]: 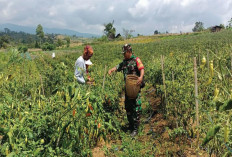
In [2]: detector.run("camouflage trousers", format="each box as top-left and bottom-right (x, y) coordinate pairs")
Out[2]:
(125, 93), (142, 131)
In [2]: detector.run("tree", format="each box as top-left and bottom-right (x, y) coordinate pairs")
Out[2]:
(192, 22), (205, 32)
(4, 28), (10, 34)
(0, 35), (10, 48)
(104, 21), (116, 39)
(122, 28), (134, 39)
(35, 41), (40, 48)
(219, 24), (225, 29)
(42, 42), (55, 51)
(36, 24), (44, 45)
(227, 18), (232, 29)
(154, 30), (159, 35)
(65, 37), (70, 48)
(57, 39), (64, 47)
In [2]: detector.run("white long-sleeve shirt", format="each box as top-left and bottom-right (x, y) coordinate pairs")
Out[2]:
(74, 56), (86, 84)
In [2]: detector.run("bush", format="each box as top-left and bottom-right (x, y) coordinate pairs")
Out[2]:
(35, 41), (40, 48)
(18, 45), (28, 53)
(96, 35), (109, 42)
(42, 42), (56, 51)
(2, 42), (8, 49)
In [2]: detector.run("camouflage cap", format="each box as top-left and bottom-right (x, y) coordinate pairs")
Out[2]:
(122, 44), (132, 53)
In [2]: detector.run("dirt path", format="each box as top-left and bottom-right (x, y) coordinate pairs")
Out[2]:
(92, 87), (208, 157)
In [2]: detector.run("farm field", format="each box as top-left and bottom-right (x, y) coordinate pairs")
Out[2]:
(1, 30), (232, 156)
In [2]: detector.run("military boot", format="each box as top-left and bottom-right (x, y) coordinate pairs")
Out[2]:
(130, 123), (138, 137)
(130, 129), (138, 137)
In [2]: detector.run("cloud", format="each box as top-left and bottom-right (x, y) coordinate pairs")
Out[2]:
(128, 0), (150, 18)
(108, 6), (115, 12)
(0, 0), (232, 35)
(180, 0), (195, 7)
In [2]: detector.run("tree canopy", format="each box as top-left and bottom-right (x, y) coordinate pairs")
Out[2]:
(192, 22), (205, 32)
(227, 18), (232, 29)
(104, 21), (116, 39)
(36, 24), (44, 39)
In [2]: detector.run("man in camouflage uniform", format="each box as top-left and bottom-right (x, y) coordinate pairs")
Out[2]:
(108, 44), (145, 137)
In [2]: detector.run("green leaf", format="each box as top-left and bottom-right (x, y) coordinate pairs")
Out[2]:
(202, 125), (220, 146)
(34, 148), (41, 156)
(220, 99), (232, 111)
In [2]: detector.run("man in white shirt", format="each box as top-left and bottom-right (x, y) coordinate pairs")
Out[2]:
(74, 45), (93, 84)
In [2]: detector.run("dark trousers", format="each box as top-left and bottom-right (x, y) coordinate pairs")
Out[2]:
(125, 93), (142, 131)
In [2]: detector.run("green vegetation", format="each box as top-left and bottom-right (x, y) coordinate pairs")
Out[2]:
(0, 25), (82, 50)
(1, 29), (232, 156)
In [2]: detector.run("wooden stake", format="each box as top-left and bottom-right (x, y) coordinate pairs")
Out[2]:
(172, 71), (174, 83)
(161, 55), (166, 99)
(194, 57), (199, 155)
(102, 65), (107, 92)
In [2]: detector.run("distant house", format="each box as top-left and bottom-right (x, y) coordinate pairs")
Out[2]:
(211, 26), (222, 32)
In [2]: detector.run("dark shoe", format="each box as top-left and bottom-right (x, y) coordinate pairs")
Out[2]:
(130, 130), (138, 137)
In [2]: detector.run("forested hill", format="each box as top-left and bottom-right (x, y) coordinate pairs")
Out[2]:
(0, 23), (99, 38)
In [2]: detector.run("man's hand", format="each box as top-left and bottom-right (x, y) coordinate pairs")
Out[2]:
(87, 75), (91, 81)
(87, 76), (94, 82)
(108, 67), (117, 75)
(108, 69), (112, 75)
(137, 76), (143, 85)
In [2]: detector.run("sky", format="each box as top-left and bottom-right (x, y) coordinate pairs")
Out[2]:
(0, 0), (232, 36)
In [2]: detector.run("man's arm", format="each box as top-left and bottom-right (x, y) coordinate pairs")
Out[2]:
(136, 57), (144, 85)
(108, 62), (123, 75)
(137, 69), (144, 85)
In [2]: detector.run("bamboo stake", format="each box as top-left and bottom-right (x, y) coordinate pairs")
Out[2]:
(102, 65), (107, 92)
(161, 55), (166, 99)
(194, 57), (199, 156)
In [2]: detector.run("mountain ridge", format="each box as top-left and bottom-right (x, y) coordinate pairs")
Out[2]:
(0, 23), (100, 38)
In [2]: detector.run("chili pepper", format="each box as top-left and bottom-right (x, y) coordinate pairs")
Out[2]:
(210, 60), (214, 77)
(86, 113), (91, 117)
(72, 109), (76, 117)
(88, 104), (93, 111)
(25, 136), (28, 144)
(41, 139), (45, 144)
(213, 85), (219, 101)
(202, 56), (206, 65)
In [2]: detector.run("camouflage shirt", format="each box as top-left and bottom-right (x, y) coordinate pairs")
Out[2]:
(116, 55), (144, 81)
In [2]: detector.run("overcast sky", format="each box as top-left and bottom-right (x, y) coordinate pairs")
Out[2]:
(0, 0), (232, 35)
